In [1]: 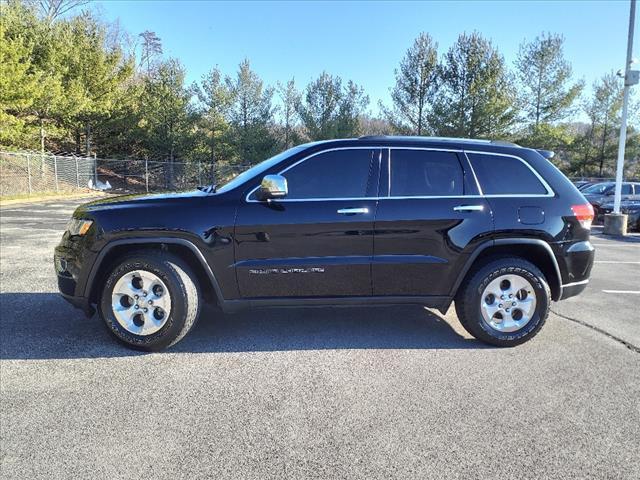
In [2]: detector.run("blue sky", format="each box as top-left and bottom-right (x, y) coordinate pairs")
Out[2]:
(94, 0), (634, 115)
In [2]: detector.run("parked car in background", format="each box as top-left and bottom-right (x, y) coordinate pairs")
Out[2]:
(573, 180), (594, 191)
(581, 182), (640, 219)
(578, 182), (597, 191)
(600, 200), (640, 232)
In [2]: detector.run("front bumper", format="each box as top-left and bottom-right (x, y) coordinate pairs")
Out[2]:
(55, 235), (97, 317)
(56, 269), (95, 316)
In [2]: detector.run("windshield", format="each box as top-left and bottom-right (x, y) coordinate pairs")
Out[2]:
(582, 183), (612, 194)
(215, 145), (307, 194)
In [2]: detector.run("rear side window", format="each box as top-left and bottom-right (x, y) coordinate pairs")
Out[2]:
(282, 148), (375, 199)
(390, 150), (464, 196)
(467, 153), (547, 195)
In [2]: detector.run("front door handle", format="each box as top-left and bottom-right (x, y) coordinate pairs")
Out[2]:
(453, 205), (484, 212)
(337, 208), (369, 215)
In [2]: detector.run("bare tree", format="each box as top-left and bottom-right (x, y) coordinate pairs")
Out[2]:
(30, 0), (89, 24)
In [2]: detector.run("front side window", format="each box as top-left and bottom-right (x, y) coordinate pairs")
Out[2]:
(467, 153), (548, 195)
(389, 150), (464, 197)
(282, 149), (375, 199)
(621, 184), (633, 195)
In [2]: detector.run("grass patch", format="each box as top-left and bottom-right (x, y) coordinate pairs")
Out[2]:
(0, 190), (102, 205)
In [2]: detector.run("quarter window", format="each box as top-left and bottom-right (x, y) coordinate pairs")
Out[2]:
(389, 150), (464, 197)
(282, 149), (375, 199)
(467, 153), (547, 195)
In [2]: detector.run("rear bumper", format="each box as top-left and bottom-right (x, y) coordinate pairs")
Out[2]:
(559, 279), (589, 300)
(555, 240), (595, 299)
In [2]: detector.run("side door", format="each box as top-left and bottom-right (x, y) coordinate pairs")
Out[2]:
(234, 147), (381, 298)
(372, 148), (493, 297)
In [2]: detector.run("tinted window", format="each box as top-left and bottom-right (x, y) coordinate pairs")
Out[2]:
(621, 184), (633, 195)
(468, 153), (547, 195)
(282, 149), (375, 199)
(390, 150), (464, 196)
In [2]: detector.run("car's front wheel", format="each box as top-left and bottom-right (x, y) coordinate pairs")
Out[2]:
(455, 257), (550, 347)
(99, 251), (201, 351)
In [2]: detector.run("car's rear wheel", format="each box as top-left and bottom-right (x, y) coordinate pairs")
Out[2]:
(455, 257), (550, 347)
(99, 251), (200, 351)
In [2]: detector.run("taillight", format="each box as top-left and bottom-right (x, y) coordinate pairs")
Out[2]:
(571, 203), (594, 230)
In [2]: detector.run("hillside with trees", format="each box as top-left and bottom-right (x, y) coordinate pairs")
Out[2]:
(1, 0), (638, 179)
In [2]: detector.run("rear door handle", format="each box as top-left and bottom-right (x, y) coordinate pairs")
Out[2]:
(453, 205), (484, 212)
(337, 208), (369, 215)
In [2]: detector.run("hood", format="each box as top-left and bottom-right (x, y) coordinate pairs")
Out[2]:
(75, 190), (209, 215)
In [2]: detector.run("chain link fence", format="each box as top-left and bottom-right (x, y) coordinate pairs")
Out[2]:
(0, 150), (247, 198)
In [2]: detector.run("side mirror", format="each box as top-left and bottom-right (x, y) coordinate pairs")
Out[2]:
(258, 174), (288, 200)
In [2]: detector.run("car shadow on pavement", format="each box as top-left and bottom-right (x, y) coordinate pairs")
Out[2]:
(0, 293), (486, 360)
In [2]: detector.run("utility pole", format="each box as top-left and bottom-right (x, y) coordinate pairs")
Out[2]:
(606, 0), (638, 235)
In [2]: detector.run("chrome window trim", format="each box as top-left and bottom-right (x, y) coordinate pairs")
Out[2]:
(464, 150), (555, 198)
(245, 145), (556, 203)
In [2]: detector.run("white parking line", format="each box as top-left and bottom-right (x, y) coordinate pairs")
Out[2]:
(602, 290), (640, 294)
(594, 261), (640, 264)
(592, 244), (640, 247)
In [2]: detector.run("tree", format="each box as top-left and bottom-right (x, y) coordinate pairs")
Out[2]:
(139, 30), (162, 76)
(0, 1), (75, 152)
(431, 32), (517, 139)
(60, 12), (134, 155)
(196, 67), (233, 179)
(0, 2), (40, 147)
(515, 33), (583, 128)
(380, 32), (439, 135)
(276, 78), (301, 148)
(336, 80), (369, 137)
(297, 72), (369, 140)
(225, 59), (277, 163)
(139, 59), (196, 186)
(582, 73), (623, 176)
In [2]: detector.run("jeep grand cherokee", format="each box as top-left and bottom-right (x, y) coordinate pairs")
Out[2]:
(55, 136), (595, 350)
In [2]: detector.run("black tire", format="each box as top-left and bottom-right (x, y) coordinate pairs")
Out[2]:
(455, 257), (550, 347)
(99, 251), (201, 351)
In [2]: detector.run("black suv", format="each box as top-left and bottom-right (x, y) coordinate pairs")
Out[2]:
(55, 136), (595, 350)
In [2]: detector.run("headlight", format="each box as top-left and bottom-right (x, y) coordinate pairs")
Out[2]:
(66, 218), (93, 236)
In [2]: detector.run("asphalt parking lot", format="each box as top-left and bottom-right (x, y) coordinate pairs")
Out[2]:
(1, 197), (639, 479)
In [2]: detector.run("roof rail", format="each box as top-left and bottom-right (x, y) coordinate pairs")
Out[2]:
(490, 139), (520, 147)
(358, 135), (388, 140)
(357, 135), (521, 147)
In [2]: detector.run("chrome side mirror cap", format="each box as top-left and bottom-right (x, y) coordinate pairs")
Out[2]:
(259, 174), (288, 200)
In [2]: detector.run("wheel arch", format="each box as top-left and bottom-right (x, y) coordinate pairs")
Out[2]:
(449, 238), (562, 305)
(86, 238), (224, 306)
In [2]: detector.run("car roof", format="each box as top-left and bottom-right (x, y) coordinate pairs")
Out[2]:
(298, 136), (524, 153)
